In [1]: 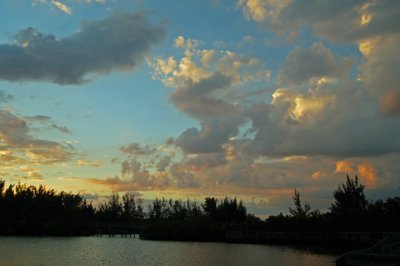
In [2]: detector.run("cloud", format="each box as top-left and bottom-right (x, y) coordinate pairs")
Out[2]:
(335, 161), (354, 173)
(144, 33), (400, 205)
(170, 73), (236, 119)
(95, 5), (400, 215)
(358, 35), (400, 115)
(238, 0), (400, 117)
(151, 36), (270, 88)
(25, 115), (72, 134)
(18, 166), (44, 181)
(243, 79), (400, 157)
(51, 0), (73, 15)
(75, 159), (101, 167)
(156, 156), (171, 171)
(357, 162), (378, 188)
(0, 110), (73, 164)
(311, 170), (322, 180)
(238, 0), (400, 43)
(150, 36), (270, 156)
(24, 115), (52, 122)
(0, 12), (166, 85)
(238, 0), (291, 22)
(174, 116), (244, 154)
(279, 43), (353, 86)
(120, 142), (156, 156)
(237, 35), (400, 158)
(78, 0), (108, 3)
(51, 124), (71, 134)
(33, 0), (108, 11)
(335, 159), (383, 189)
(0, 91), (14, 103)
(82, 193), (100, 201)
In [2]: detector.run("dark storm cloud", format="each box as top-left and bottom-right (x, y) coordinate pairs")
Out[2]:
(0, 12), (166, 85)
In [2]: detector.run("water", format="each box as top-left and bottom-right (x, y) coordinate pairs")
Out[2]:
(0, 237), (338, 266)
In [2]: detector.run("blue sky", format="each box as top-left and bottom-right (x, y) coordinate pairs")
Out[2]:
(0, 0), (399, 217)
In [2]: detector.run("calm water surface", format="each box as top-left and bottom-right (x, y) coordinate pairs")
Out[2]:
(0, 237), (338, 266)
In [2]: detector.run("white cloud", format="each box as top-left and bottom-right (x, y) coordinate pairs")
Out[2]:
(51, 0), (73, 15)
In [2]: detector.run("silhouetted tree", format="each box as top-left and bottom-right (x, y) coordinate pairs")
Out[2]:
(0, 179), (94, 235)
(215, 197), (247, 223)
(330, 174), (368, 230)
(97, 192), (122, 222)
(121, 193), (137, 221)
(289, 189), (311, 218)
(202, 197), (218, 220)
(135, 197), (145, 221)
(148, 197), (170, 220)
(331, 174), (367, 215)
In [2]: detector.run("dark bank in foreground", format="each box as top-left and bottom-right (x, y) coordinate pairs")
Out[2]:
(336, 235), (400, 266)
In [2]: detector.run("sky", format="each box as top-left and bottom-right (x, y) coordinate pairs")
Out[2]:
(0, 0), (399, 217)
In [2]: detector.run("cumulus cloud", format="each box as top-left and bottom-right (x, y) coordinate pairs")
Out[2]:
(358, 35), (400, 115)
(243, 78), (400, 157)
(237, 0), (400, 117)
(149, 36), (271, 156)
(88, 155), (174, 192)
(238, 0), (292, 22)
(151, 36), (270, 88)
(0, 12), (166, 85)
(64, 2), (399, 218)
(143, 32), (400, 206)
(238, 0), (400, 43)
(236, 1), (400, 159)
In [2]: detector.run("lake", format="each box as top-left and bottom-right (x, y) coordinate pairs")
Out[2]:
(0, 236), (339, 265)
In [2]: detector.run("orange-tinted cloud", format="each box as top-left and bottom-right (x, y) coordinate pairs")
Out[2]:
(335, 161), (354, 173)
(311, 170), (322, 179)
(357, 162), (378, 188)
(380, 90), (400, 115)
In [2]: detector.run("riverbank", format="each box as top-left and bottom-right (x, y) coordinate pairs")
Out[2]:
(140, 228), (400, 249)
(225, 231), (399, 248)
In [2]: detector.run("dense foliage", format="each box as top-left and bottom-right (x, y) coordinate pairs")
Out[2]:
(0, 174), (399, 237)
(0, 180), (94, 235)
(265, 175), (400, 232)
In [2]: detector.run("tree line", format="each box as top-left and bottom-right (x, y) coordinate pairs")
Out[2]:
(0, 180), (94, 235)
(0, 178), (250, 236)
(266, 175), (400, 232)
(0, 175), (399, 236)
